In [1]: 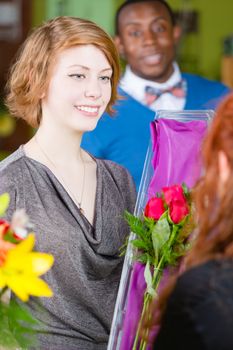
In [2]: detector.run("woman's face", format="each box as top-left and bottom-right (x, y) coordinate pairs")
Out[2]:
(41, 44), (112, 133)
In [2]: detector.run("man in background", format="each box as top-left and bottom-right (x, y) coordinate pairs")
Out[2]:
(82, 0), (230, 190)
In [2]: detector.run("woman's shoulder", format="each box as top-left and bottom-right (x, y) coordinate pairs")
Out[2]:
(166, 259), (233, 349)
(0, 147), (26, 186)
(171, 259), (233, 307)
(0, 146), (24, 172)
(99, 158), (129, 174)
(156, 259), (233, 350)
(99, 158), (135, 187)
(0, 147), (26, 216)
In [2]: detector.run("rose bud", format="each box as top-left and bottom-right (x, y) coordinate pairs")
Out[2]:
(144, 197), (166, 220)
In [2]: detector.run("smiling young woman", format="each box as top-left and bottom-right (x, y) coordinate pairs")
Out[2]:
(1, 16), (136, 350)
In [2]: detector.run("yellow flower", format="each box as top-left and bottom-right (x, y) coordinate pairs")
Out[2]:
(0, 233), (54, 301)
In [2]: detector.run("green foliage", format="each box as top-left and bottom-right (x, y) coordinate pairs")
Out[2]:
(182, 182), (192, 203)
(0, 298), (40, 349)
(3, 230), (24, 244)
(125, 210), (191, 270)
(151, 214), (170, 265)
(144, 259), (155, 297)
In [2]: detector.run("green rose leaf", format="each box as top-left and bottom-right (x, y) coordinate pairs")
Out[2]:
(0, 193), (10, 216)
(144, 259), (155, 297)
(152, 216), (170, 265)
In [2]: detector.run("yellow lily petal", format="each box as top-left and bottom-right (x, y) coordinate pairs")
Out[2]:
(0, 270), (6, 288)
(0, 232), (54, 302)
(24, 276), (53, 297)
(27, 253), (54, 276)
(7, 275), (53, 300)
(7, 276), (29, 302)
(13, 233), (35, 253)
(5, 252), (54, 276)
(4, 251), (29, 269)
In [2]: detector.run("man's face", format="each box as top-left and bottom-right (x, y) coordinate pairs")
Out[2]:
(115, 1), (181, 83)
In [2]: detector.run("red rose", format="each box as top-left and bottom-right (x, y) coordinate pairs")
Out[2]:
(0, 219), (10, 237)
(162, 185), (189, 224)
(163, 185), (186, 206)
(144, 197), (165, 220)
(170, 200), (189, 224)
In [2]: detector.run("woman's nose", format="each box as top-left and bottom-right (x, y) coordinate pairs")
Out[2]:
(84, 80), (102, 99)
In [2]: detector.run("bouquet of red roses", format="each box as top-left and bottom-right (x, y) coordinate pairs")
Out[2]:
(125, 183), (194, 350)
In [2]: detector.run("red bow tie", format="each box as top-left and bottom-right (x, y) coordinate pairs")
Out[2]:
(145, 80), (187, 106)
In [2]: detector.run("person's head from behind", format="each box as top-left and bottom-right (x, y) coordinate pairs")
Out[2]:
(115, 0), (181, 83)
(188, 93), (233, 266)
(6, 16), (120, 129)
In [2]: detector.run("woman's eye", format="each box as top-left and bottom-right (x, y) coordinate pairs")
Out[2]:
(68, 74), (85, 80)
(99, 76), (111, 83)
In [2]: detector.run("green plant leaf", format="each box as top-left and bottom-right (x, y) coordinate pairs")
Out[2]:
(0, 298), (41, 348)
(7, 299), (40, 348)
(152, 217), (171, 264)
(182, 182), (189, 195)
(119, 235), (129, 256)
(3, 230), (19, 244)
(125, 211), (147, 237)
(131, 239), (150, 251)
(144, 259), (155, 297)
(136, 253), (153, 265)
(0, 193), (10, 217)
(0, 302), (19, 348)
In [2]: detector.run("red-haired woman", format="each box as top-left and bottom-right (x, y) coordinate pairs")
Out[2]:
(0, 16), (136, 349)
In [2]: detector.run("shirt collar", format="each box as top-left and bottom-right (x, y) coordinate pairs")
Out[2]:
(120, 62), (182, 94)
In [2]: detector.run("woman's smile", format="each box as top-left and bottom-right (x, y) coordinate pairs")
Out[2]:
(75, 104), (101, 116)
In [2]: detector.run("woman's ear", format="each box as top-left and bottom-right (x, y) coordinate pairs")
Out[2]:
(218, 151), (230, 185)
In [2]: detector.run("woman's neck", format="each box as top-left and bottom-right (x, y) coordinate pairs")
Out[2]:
(30, 124), (84, 166)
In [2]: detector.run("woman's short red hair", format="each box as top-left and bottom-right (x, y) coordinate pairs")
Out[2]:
(6, 16), (120, 128)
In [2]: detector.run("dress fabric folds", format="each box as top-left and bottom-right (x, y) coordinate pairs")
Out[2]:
(0, 146), (136, 350)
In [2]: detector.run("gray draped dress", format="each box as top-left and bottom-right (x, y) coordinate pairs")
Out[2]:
(0, 146), (136, 349)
